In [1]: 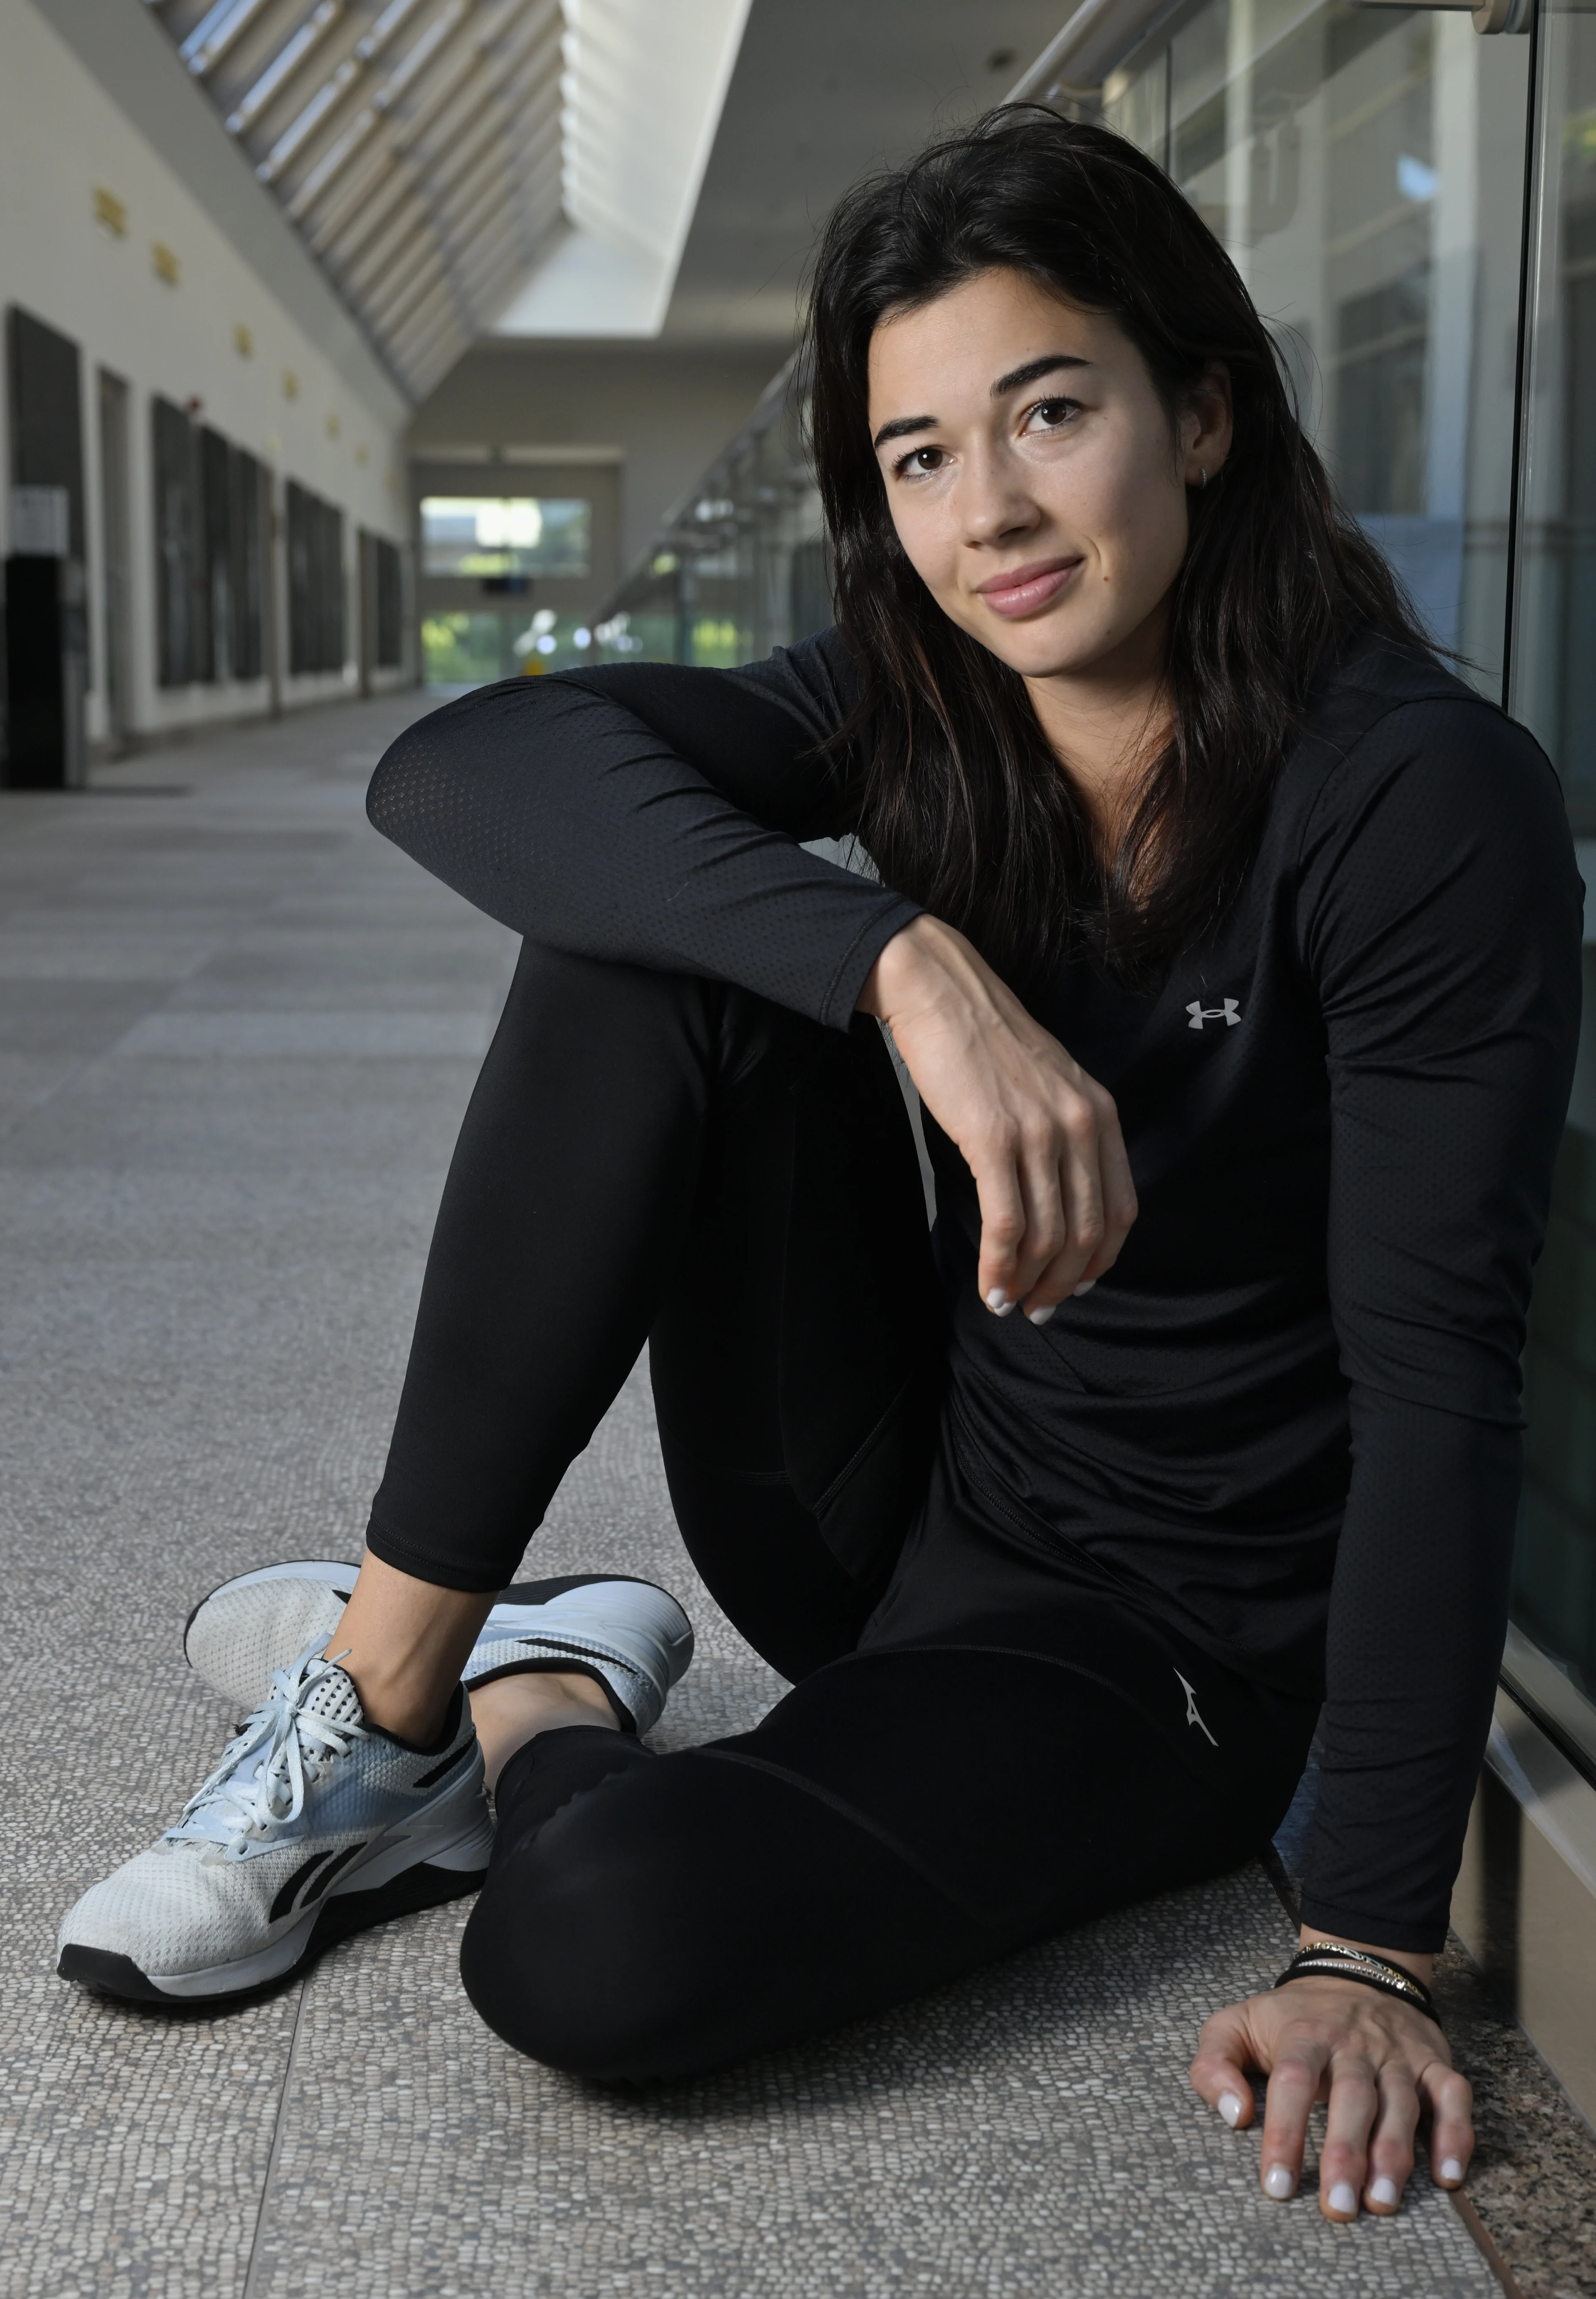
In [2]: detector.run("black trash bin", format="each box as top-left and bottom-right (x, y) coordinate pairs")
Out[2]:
(4, 553), (88, 789)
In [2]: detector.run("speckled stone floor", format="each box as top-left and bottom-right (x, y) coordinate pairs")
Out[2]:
(0, 697), (1587, 2297)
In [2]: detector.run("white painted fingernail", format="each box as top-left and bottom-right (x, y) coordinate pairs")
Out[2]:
(985, 1288), (1016, 1316)
(1263, 2165), (1295, 2200)
(1218, 2092), (1244, 2129)
(1439, 2158), (1464, 2186)
(1369, 2178), (1399, 2208)
(1328, 2183), (1358, 2217)
(1027, 1303), (1056, 1327)
(1071, 1278), (1096, 1296)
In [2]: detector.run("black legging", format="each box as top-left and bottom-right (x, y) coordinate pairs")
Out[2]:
(368, 944), (1317, 2082)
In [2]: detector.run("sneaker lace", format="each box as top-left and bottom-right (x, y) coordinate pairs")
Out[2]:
(167, 1646), (369, 1854)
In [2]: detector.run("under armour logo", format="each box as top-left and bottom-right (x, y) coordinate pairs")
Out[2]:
(1175, 1670), (1218, 1746)
(1187, 999), (1241, 1030)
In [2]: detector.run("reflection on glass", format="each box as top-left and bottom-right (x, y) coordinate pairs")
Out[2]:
(1516, 1098), (1596, 1724)
(1106, 0), (1530, 690)
(1513, 2), (1596, 823)
(1509, 0), (1596, 1761)
(419, 496), (591, 580)
(595, 372), (825, 666)
(419, 608), (595, 687)
(420, 612), (512, 687)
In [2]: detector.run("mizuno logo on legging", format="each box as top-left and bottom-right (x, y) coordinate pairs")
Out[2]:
(1175, 1671), (1218, 1746)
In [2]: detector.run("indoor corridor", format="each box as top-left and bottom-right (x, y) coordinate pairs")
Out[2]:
(0, 703), (1591, 2298)
(9, 0), (1596, 2279)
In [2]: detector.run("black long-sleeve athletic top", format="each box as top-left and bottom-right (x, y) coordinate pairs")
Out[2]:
(368, 629), (1582, 1952)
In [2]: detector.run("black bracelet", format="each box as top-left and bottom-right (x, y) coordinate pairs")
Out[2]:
(1274, 1945), (1437, 2023)
(1281, 1939), (1436, 2008)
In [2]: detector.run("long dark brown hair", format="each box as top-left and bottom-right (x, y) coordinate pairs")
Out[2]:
(804, 108), (1433, 985)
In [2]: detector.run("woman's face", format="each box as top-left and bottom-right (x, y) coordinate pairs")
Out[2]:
(866, 268), (1231, 687)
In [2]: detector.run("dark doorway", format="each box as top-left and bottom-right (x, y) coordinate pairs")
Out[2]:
(230, 446), (265, 681)
(6, 306), (86, 562)
(6, 307), (88, 784)
(200, 426), (230, 683)
(286, 481), (345, 673)
(153, 395), (196, 687)
(97, 369), (132, 748)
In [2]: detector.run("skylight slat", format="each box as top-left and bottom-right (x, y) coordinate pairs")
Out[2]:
(382, 21), (488, 146)
(180, 0), (273, 74)
(285, 100), (379, 218)
(224, 0), (341, 133)
(367, 257), (458, 340)
(359, 238), (450, 327)
(302, 131), (396, 247)
(355, 0), (426, 62)
(257, 54), (361, 180)
(389, 289), (470, 364)
(401, 51), (557, 195)
(342, 185), (440, 299)
(374, 0), (467, 106)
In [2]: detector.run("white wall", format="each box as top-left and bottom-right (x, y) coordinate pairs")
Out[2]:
(1, 0), (414, 747)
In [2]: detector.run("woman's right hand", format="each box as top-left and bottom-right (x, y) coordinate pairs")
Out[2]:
(858, 915), (1138, 1322)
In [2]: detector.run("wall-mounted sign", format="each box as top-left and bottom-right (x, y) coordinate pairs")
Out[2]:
(10, 486), (70, 556)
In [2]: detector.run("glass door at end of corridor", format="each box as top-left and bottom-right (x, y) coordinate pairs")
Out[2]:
(1507, 0), (1596, 1785)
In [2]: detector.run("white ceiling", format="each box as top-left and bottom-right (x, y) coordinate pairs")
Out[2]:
(493, 0), (754, 338)
(657, 0), (1085, 345)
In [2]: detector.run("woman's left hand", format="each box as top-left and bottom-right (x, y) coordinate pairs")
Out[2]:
(1189, 1969), (1473, 2218)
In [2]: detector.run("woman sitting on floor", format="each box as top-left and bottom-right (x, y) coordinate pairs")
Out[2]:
(59, 109), (1580, 2227)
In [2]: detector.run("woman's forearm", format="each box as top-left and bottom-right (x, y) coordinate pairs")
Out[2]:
(366, 672), (919, 1030)
(1298, 1392), (1518, 1953)
(861, 915), (1138, 1316)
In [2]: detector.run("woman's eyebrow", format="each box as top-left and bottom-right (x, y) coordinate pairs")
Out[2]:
(991, 353), (1090, 396)
(870, 354), (1092, 449)
(872, 413), (935, 449)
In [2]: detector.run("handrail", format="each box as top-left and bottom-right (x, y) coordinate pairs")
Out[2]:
(1005, 0), (1191, 101)
(596, 348), (806, 621)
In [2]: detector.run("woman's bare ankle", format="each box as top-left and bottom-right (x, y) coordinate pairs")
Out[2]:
(325, 1552), (495, 1745)
(470, 1670), (619, 1791)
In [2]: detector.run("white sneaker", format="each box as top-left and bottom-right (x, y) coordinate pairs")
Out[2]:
(185, 1565), (695, 1736)
(466, 1574), (695, 1734)
(183, 1559), (358, 1718)
(57, 1648), (492, 2005)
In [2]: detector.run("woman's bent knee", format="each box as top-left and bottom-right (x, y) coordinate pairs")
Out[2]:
(457, 1744), (988, 2083)
(458, 1775), (753, 2083)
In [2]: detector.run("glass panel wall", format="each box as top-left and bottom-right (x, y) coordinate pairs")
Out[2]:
(1105, 0), (1531, 693)
(419, 608), (598, 689)
(1506, 0), (1596, 1778)
(607, 4), (1531, 702)
(594, 367), (824, 667)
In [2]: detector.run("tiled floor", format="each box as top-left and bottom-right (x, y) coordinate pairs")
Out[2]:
(0, 697), (1588, 2297)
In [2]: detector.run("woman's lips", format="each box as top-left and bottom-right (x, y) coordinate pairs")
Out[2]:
(974, 558), (1082, 619)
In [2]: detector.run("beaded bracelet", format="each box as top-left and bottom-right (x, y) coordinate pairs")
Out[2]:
(1274, 1941), (1437, 2023)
